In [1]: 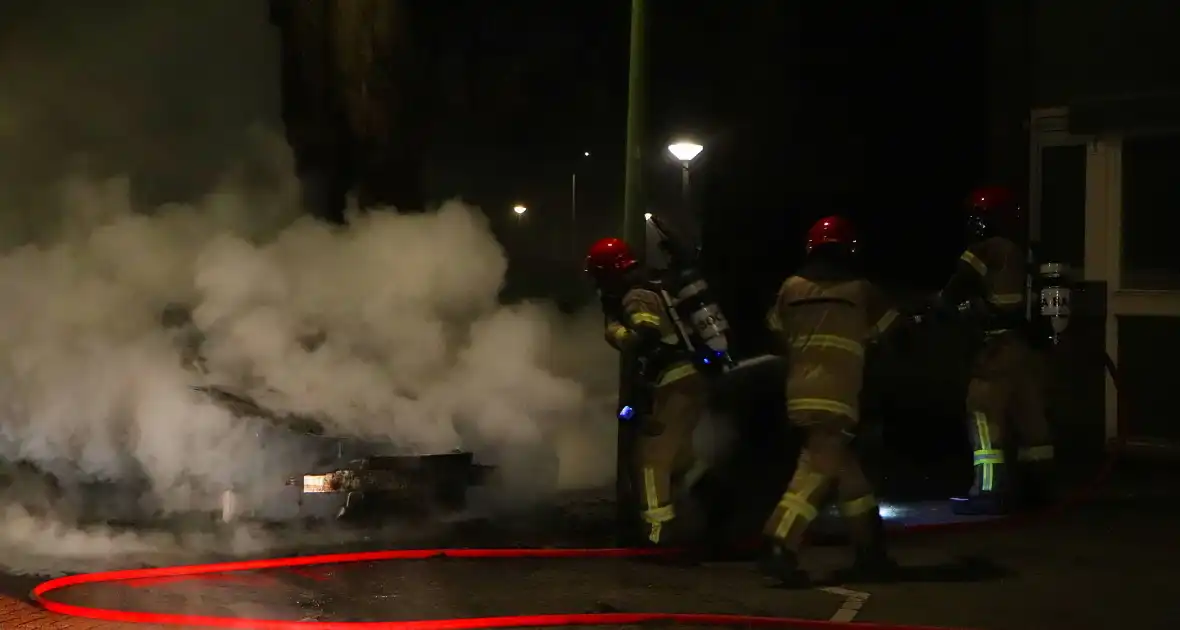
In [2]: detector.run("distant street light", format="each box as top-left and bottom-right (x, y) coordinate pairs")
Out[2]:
(513, 204), (527, 215)
(571, 151), (591, 261)
(644, 213), (652, 221)
(667, 140), (704, 220)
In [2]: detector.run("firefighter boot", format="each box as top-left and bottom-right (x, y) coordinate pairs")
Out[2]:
(636, 505), (700, 565)
(951, 492), (1010, 516)
(641, 507), (693, 556)
(952, 455), (1011, 516)
(639, 505), (690, 546)
(847, 511), (899, 579)
(758, 539), (810, 589)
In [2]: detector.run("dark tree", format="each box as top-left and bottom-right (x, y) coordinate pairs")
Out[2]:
(270, 0), (425, 222)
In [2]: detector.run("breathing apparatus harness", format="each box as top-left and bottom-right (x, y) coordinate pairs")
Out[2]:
(614, 216), (739, 422)
(910, 239), (1072, 350)
(1033, 259), (1072, 345)
(978, 247), (1074, 347)
(645, 215), (738, 376)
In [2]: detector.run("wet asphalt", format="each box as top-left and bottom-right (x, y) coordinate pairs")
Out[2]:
(12, 458), (1180, 629)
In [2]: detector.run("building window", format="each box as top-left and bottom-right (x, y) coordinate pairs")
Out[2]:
(1122, 134), (1180, 290)
(1036, 144), (1086, 269)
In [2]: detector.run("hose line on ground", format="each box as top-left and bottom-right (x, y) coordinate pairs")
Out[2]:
(32, 353), (1124, 630)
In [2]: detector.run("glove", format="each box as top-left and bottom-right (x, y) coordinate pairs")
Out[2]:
(645, 339), (690, 369)
(873, 307), (924, 353)
(918, 294), (961, 322)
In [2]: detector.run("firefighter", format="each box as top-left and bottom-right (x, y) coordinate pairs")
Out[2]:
(760, 216), (899, 587)
(938, 186), (1055, 515)
(586, 237), (707, 546)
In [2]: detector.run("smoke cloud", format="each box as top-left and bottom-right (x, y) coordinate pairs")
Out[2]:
(0, 0), (617, 573)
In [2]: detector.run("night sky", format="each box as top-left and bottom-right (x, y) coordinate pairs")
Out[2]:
(417, 1), (992, 342)
(0, 0), (996, 349)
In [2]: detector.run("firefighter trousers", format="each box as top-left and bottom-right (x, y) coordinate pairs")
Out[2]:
(763, 414), (879, 553)
(636, 371), (706, 543)
(966, 333), (1055, 497)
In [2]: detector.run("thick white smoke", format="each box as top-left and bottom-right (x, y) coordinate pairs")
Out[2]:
(0, 0), (619, 572)
(0, 151), (615, 511)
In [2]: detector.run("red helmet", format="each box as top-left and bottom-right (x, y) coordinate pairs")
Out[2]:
(806, 216), (858, 254)
(965, 186), (1021, 240)
(585, 237), (638, 280)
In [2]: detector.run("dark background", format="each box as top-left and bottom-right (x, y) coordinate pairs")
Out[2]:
(4, 0), (1180, 447)
(409, 0), (1180, 452)
(411, 1), (989, 352)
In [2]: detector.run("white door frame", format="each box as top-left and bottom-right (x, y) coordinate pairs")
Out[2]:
(1034, 107), (1180, 441)
(1028, 107), (1091, 246)
(1029, 108), (1115, 438)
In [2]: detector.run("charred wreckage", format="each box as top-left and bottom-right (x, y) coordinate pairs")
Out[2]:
(0, 305), (492, 526)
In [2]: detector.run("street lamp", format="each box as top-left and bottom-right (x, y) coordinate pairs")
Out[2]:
(513, 204), (527, 215)
(667, 141), (704, 218)
(667, 142), (703, 164)
(644, 212), (652, 221)
(571, 151), (591, 260)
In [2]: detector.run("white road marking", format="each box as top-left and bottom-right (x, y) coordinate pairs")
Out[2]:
(819, 586), (871, 622)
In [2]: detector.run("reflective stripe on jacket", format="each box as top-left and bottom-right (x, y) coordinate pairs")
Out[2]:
(611, 286), (697, 387)
(953, 237), (1027, 332)
(769, 275), (897, 424)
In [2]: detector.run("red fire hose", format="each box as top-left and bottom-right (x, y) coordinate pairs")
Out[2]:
(29, 446), (1120, 630)
(31, 354), (1124, 630)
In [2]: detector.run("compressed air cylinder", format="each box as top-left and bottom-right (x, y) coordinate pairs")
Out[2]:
(671, 274), (735, 369)
(1038, 262), (1071, 336)
(678, 282), (730, 351)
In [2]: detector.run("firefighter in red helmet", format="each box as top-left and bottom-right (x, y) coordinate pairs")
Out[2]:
(938, 186), (1055, 515)
(586, 237), (706, 547)
(760, 216), (899, 587)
